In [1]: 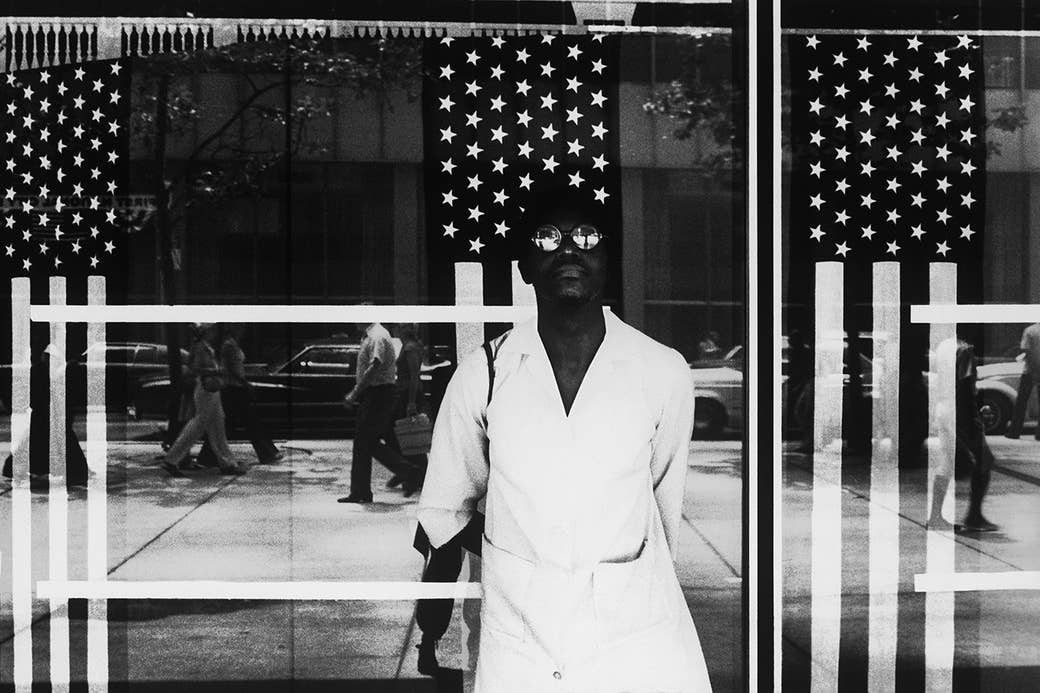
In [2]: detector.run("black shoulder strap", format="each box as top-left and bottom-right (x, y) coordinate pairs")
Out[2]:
(481, 330), (510, 408)
(482, 341), (495, 407)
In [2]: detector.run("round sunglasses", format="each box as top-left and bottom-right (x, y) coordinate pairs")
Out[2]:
(530, 223), (606, 252)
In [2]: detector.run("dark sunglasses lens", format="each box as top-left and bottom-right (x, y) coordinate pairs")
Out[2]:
(532, 225), (562, 251)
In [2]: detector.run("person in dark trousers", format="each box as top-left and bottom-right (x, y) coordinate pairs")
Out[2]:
(337, 319), (417, 504)
(385, 322), (426, 496)
(3, 345), (89, 486)
(1007, 322), (1040, 439)
(197, 324), (283, 467)
(928, 338), (999, 533)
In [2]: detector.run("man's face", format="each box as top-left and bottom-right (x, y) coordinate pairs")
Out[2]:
(519, 204), (608, 306)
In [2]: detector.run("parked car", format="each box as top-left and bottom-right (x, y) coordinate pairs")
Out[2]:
(0, 342), (189, 415)
(975, 358), (1035, 434)
(690, 346), (744, 437)
(132, 341), (455, 435)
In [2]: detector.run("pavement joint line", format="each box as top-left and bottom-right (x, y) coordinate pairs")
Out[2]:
(682, 515), (741, 579)
(785, 456), (1024, 573)
(991, 462), (1040, 488)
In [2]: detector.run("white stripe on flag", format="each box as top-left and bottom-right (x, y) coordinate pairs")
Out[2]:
(10, 277), (32, 693)
(926, 262), (957, 692)
(915, 570), (1040, 592)
(811, 262), (844, 692)
(48, 277), (70, 693)
(911, 303), (1040, 324)
(31, 303), (539, 324)
(455, 263), (485, 358)
(38, 580), (484, 601)
(86, 276), (109, 693)
(510, 261), (536, 328)
(868, 262), (900, 693)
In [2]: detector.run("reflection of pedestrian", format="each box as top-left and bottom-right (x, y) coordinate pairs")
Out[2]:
(337, 319), (416, 504)
(786, 329), (811, 433)
(3, 345), (88, 486)
(698, 330), (722, 359)
(385, 323), (425, 496)
(418, 188), (711, 691)
(1007, 322), (1040, 439)
(411, 520), (483, 676)
(160, 324), (242, 477)
(198, 324), (282, 466)
(929, 338), (999, 532)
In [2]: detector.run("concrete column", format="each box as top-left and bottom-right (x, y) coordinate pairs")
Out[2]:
(621, 168), (645, 329)
(393, 164), (420, 303)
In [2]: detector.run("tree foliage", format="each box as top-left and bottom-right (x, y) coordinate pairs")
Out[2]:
(131, 37), (424, 216)
(641, 34), (740, 178)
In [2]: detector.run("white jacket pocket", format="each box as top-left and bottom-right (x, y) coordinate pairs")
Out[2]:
(481, 534), (535, 644)
(592, 537), (674, 646)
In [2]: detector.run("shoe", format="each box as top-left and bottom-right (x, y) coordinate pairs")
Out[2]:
(417, 640), (439, 676)
(197, 455), (219, 468)
(402, 474), (422, 498)
(160, 461), (186, 478)
(1005, 433), (1020, 439)
(337, 494), (372, 504)
(927, 516), (954, 531)
(179, 457), (202, 471)
(386, 475), (402, 489)
(219, 465), (246, 476)
(958, 516), (1000, 533)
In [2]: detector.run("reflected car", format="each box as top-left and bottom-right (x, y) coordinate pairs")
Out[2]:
(690, 346), (743, 437)
(975, 359), (1036, 435)
(132, 342), (454, 435)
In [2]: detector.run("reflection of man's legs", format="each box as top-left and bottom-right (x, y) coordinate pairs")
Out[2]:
(1007, 370), (1035, 438)
(347, 390), (378, 499)
(963, 433), (999, 531)
(415, 539), (466, 675)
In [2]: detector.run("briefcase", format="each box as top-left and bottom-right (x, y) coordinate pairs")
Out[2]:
(394, 413), (433, 456)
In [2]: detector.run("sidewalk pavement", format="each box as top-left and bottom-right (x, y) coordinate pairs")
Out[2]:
(782, 435), (1040, 690)
(0, 437), (744, 691)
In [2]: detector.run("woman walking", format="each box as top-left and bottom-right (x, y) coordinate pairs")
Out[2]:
(197, 323), (283, 466)
(160, 323), (244, 477)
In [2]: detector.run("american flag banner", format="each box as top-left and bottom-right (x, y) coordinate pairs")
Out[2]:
(422, 33), (622, 354)
(788, 33), (985, 691)
(2, 57), (130, 692)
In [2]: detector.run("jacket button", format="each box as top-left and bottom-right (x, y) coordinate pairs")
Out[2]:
(553, 671), (562, 680)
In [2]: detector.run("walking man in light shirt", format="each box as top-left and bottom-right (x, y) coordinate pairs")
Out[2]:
(417, 187), (712, 692)
(339, 318), (415, 504)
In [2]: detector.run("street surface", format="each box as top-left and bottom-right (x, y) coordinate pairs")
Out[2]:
(782, 435), (1040, 691)
(0, 432), (744, 692)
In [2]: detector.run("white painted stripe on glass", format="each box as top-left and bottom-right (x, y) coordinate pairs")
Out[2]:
(926, 263), (957, 693)
(455, 264), (485, 358)
(915, 571), (1040, 592)
(31, 303), (538, 324)
(11, 277), (32, 693)
(869, 262), (900, 693)
(510, 261), (535, 330)
(49, 278), (71, 693)
(38, 580), (484, 601)
(810, 262), (844, 693)
(911, 303), (1040, 324)
(86, 275), (109, 693)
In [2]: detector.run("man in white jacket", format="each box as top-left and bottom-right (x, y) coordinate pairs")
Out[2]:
(417, 187), (712, 692)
